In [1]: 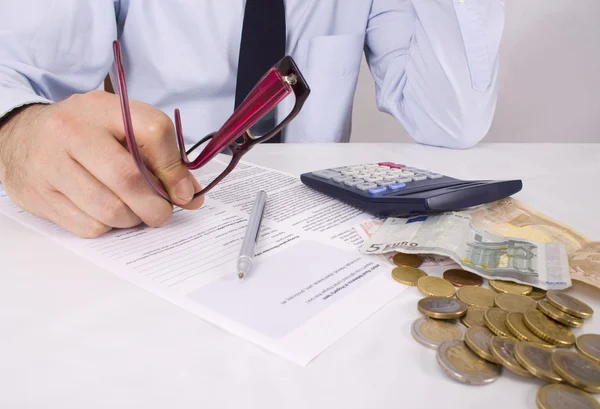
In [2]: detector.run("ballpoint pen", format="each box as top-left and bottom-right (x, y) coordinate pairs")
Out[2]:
(237, 190), (268, 279)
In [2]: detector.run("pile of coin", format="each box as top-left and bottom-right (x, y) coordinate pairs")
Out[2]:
(391, 253), (600, 409)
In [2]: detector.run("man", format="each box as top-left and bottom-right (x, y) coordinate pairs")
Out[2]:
(0, 1), (504, 238)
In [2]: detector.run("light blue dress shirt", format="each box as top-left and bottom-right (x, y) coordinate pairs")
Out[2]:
(0, 0), (504, 149)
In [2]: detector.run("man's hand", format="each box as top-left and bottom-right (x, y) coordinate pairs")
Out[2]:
(0, 90), (204, 238)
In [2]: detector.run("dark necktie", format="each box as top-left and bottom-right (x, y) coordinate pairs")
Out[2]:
(235, 0), (286, 143)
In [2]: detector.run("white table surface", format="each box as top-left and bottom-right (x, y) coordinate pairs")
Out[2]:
(1, 143), (599, 409)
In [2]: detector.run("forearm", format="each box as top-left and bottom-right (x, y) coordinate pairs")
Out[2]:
(366, 0), (505, 149)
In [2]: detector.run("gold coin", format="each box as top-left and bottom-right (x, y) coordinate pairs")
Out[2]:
(529, 287), (547, 301)
(537, 384), (600, 409)
(514, 341), (562, 383)
(417, 276), (455, 298)
(456, 286), (496, 308)
(484, 308), (513, 338)
(505, 312), (553, 346)
(552, 350), (600, 394)
(489, 280), (533, 295)
(391, 266), (427, 286)
(523, 310), (575, 347)
(546, 291), (594, 319)
(461, 307), (488, 328)
(464, 326), (498, 363)
(538, 300), (584, 328)
(576, 334), (600, 365)
(489, 336), (532, 377)
(442, 269), (483, 287)
(417, 296), (468, 320)
(392, 253), (423, 268)
(494, 293), (537, 313)
(411, 317), (467, 349)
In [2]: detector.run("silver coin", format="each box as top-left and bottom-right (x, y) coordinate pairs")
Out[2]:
(418, 296), (468, 319)
(577, 334), (600, 364)
(537, 384), (600, 409)
(436, 339), (502, 385)
(411, 317), (467, 349)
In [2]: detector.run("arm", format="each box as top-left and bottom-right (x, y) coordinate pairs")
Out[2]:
(0, 1), (119, 120)
(0, 1), (203, 237)
(364, 0), (504, 149)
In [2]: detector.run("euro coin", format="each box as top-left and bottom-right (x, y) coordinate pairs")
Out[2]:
(391, 266), (427, 286)
(417, 296), (468, 320)
(484, 308), (513, 338)
(392, 253), (423, 268)
(529, 287), (547, 301)
(546, 291), (594, 319)
(524, 310), (575, 347)
(464, 326), (498, 363)
(456, 286), (496, 308)
(411, 317), (467, 349)
(494, 293), (537, 313)
(436, 339), (501, 385)
(489, 280), (533, 295)
(576, 334), (600, 364)
(461, 307), (488, 328)
(536, 384), (600, 409)
(442, 269), (483, 287)
(514, 341), (562, 383)
(506, 312), (553, 346)
(538, 300), (584, 328)
(490, 336), (532, 377)
(552, 350), (600, 394)
(417, 276), (455, 298)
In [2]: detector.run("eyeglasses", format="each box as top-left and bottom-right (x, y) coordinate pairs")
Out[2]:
(112, 40), (310, 202)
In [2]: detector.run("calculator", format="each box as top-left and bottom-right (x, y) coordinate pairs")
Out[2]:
(300, 162), (522, 217)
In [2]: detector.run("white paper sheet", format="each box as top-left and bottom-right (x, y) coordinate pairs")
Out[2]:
(0, 159), (409, 366)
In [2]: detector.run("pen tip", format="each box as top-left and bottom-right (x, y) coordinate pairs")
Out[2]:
(238, 272), (244, 279)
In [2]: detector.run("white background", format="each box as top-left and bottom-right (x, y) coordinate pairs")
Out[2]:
(351, 0), (600, 143)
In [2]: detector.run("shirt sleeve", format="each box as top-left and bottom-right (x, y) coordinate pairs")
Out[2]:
(364, 0), (505, 149)
(0, 1), (120, 120)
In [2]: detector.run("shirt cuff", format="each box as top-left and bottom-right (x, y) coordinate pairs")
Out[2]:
(0, 90), (52, 121)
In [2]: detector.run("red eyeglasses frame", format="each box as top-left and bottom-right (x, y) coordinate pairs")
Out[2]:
(112, 40), (310, 202)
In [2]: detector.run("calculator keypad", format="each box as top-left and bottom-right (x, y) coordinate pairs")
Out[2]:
(311, 163), (447, 196)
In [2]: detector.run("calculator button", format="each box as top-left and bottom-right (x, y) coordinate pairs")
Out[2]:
(388, 183), (407, 191)
(368, 186), (387, 195)
(312, 170), (339, 179)
(391, 163), (406, 169)
(332, 175), (353, 183)
(344, 179), (364, 187)
(348, 165), (366, 171)
(341, 170), (360, 176)
(412, 175), (427, 181)
(378, 162), (395, 167)
(377, 180), (397, 186)
(401, 171), (415, 177)
(395, 177), (412, 183)
(364, 164), (379, 169)
(331, 167), (349, 172)
(364, 176), (384, 182)
(356, 183), (378, 191)
(427, 173), (444, 179)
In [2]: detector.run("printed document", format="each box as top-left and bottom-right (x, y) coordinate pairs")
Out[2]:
(0, 159), (409, 366)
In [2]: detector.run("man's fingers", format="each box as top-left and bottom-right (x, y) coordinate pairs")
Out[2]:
(44, 190), (112, 238)
(50, 156), (142, 228)
(101, 94), (200, 206)
(67, 127), (174, 228)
